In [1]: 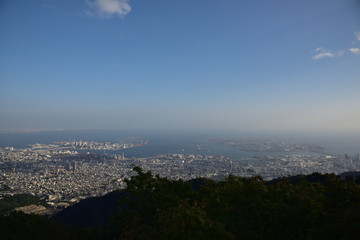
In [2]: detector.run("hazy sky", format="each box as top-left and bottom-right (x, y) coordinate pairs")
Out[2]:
(1, 0), (360, 132)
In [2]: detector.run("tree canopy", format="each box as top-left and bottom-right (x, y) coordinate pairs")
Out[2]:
(2, 167), (360, 240)
(110, 167), (360, 240)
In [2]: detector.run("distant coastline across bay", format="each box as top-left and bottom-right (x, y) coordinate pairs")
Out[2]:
(0, 129), (359, 157)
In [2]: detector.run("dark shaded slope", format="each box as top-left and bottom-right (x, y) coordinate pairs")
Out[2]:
(51, 190), (128, 229)
(6, 168), (360, 239)
(51, 178), (207, 229)
(0, 211), (98, 240)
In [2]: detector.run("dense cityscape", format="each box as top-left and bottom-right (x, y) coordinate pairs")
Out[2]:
(1, 1), (359, 238)
(1, 138), (359, 209)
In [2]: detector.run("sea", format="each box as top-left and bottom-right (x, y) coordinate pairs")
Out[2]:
(0, 129), (359, 159)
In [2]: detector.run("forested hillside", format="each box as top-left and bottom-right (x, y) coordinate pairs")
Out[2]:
(2, 167), (360, 239)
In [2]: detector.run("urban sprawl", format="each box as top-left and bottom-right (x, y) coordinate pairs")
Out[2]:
(0, 139), (359, 209)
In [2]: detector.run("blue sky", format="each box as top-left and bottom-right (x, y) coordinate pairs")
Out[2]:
(1, 0), (360, 132)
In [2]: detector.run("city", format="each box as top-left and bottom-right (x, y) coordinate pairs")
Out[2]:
(1, 139), (359, 208)
(1, 0), (360, 238)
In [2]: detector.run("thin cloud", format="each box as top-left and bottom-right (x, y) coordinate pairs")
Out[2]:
(313, 52), (334, 60)
(312, 48), (334, 60)
(349, 48), (360, 55)
(352, 31), (360, 44)
(85, 0), (131, 18)
(313, 31), (360, 59)
(337, 50), (345, 56)
(355, 32), (360, 41)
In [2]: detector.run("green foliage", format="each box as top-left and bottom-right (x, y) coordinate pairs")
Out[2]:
(111, 167), (360, 240)
(113, 166), (199, 239)
(3, 168), (360, 239)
